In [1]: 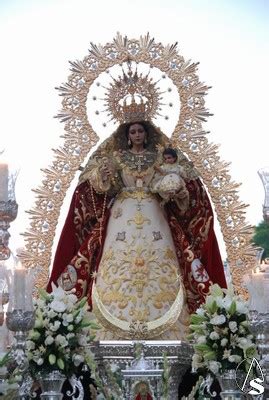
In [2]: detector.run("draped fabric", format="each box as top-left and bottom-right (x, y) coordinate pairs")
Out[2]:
(166, 178), (226, 312)
(47, 181), (112, 307)
(135, 394), (153, 400)
(47, 177), (226, 316)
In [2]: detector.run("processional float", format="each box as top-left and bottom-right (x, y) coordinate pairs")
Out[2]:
(1, 34), (267, 399)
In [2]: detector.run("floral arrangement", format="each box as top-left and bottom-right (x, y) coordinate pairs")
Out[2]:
(26, 284), (99, 378)
(188, 284), (258, 376)
(92, 361), (124, 400)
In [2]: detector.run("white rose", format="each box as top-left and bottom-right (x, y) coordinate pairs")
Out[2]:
(228, 354), (242, 363)
(192, 353), (202, 363)
(50, 300), (67, 313)
(45, 335), (54, 346)
(36, 358), (44, 366)
(26, 340), (36, 351)
(78, 335), (88, 347)
(209, 331), (220, 340)
(67, 294), (78, 304)
(228, 321), (238, 333)
(55, 334), (68, 348)
(47, 309), (57, 319)
(197, 335), (207, 344)
(72, 354), (84, 367)
(220, 338), (228, 347)
(67, 333), (75, 340)
(208, 361), (221, 374)
(63, 313), (74, 323)
(237, 337), (247, 346)
(62, 313), (74, 326)
(192, 353), (204, 370)
(50, 320), (61, 332)
(210, 315), (226, 325)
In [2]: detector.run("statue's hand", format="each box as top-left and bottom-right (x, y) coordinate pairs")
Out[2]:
(99, 164), (112, 182)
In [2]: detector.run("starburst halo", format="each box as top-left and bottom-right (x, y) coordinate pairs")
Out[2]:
(87, 60), (180, 137)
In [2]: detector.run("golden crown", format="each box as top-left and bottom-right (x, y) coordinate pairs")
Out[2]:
(103, 61), (161, 124)
(120, 95), (147, 123)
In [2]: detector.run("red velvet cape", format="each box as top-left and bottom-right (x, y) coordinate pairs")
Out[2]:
(48, 178), (226, 313)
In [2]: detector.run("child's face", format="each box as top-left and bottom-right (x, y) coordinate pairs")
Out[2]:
(163, 154), (176, 164)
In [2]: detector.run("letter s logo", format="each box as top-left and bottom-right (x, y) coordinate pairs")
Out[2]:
(248, 378), (264, 395)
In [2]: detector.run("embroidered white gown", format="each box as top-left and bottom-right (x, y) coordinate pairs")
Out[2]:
(92, 162), (189, 340)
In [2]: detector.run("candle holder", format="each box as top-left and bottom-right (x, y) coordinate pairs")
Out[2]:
(258, 167), (269, 223)
(249, 312), (269, 399)
(0, 165), (18, 260)
(0, 262), (10, 315)
(5, 266), (35, 374)
(247, 262), (269, 398)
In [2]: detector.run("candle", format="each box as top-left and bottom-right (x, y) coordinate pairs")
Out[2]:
(13, 263), (26, 310)
(0, 163), (9, 202)
(248, 265), (269, 313)
(0, 292), (3, 326)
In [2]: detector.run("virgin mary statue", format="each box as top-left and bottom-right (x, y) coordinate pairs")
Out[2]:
(47, 67), (226, 341)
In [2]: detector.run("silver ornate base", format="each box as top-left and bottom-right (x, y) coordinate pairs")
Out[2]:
(217, 370), (243, 400)
(91, 340), (192, 399)
(0, 200), (18, 260)
(39, 371), (65, 400)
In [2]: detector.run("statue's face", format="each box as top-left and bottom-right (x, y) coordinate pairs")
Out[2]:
(163, 153), (176, 164)
(138, 382), (148, 395)
(128, 123), (146, 146)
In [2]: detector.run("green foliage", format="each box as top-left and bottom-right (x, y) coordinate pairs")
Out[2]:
(161, 352), (170, 400)
(0, 352), (11, 367)
(93, 361), (124, 399)
(252, 221), (269, 258)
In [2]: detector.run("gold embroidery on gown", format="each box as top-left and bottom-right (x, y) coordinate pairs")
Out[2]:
(91, 151), (190, 340)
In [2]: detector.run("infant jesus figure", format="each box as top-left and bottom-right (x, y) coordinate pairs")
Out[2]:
(151, 147), (189, 212)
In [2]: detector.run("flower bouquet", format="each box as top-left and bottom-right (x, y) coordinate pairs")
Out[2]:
(188, 284), (258, 377)
(26, 284), (99, 379)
